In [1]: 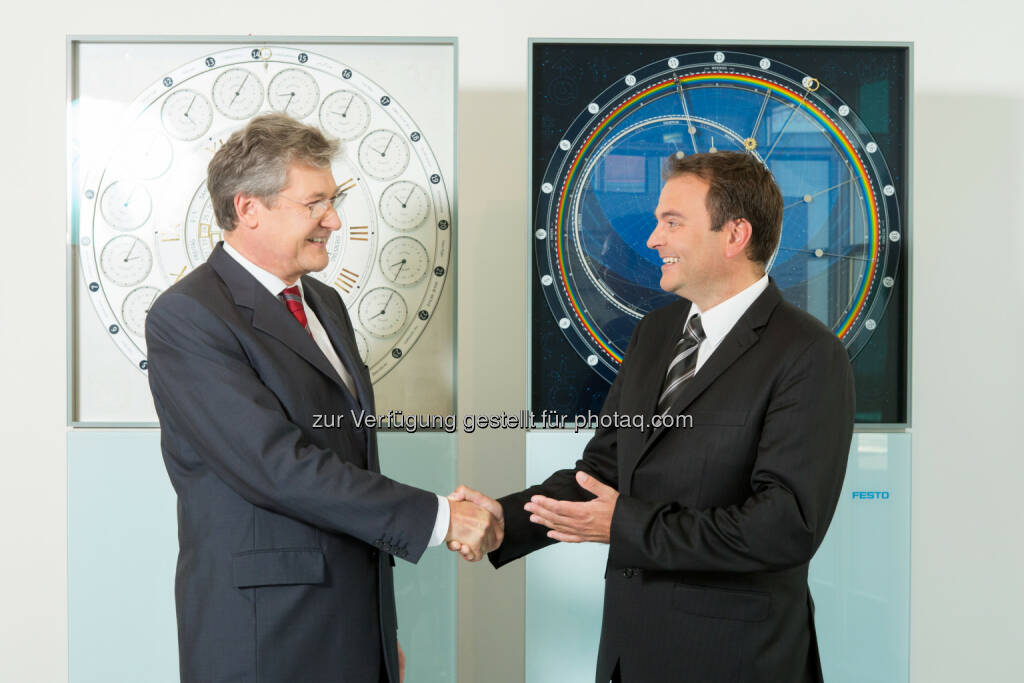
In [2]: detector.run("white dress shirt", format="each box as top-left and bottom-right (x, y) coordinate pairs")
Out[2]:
(685, 274), (770, 374)
(222, 241), (450, 547)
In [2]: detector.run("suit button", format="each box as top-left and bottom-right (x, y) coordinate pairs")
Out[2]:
(370, 550), (379, 560)
(622, 568), (635, 578)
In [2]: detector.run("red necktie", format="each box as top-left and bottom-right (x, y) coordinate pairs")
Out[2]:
(281, 285), (311, 335)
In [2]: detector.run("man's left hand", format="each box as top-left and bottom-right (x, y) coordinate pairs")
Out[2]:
(524, 471), (619, 543)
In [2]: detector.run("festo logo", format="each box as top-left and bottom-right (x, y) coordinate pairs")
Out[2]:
(852, 491), (891, 500)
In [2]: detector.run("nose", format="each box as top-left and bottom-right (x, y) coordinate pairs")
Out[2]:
(321, 203), (342, 230)
(646, 221), (663, 250)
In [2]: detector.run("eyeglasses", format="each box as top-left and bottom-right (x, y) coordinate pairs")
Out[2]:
(276, 186), (348, 220)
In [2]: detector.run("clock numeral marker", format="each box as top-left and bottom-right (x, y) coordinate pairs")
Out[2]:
(349, 225), (369, 242)
(338, 177), (357, 194)
(171, 266), (187, 283)
(334, 268), (360, 293)
(160, 233), (181, 242)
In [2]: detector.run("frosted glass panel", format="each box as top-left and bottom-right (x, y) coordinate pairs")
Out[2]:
(524, 431), (910, 683)
(68, 430), (457, 683)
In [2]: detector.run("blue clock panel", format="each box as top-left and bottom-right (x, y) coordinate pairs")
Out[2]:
(530, 42), (909, 424)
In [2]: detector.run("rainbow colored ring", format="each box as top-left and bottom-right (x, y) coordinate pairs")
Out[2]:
(553, 71), (880, 364)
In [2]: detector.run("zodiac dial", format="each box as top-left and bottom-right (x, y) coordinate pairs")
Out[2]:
(535, 50), (901, 382)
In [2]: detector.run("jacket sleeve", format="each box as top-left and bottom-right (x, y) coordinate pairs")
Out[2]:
(607, 333), (855, 573)
(145, 290), (438, 563)
(488, 320), (642, 568)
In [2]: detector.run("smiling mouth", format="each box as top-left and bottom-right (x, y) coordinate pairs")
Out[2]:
(662, 257), (679, 265)
(307, 237), (327, 246)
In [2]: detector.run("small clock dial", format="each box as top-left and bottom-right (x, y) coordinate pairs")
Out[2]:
(100, 181), (153, 231)
(379, 237), (429, 286)
(268, 68), (320, 119)
(121, 286), (162, 337)
(160, 90), (213, 140)
(212, 68), (264, 119)
(319, 90), (371, 141)
(358, 129), (410, 181)
(100, 235), (153, 287)
(379, 181), (430, 231)
(358, 287), (408, 338)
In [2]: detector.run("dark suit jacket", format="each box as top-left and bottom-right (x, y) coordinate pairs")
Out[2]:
(491, 281), (855, 683)
(145, 242), (437, 683)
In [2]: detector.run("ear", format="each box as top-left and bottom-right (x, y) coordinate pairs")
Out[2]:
(233, 193), (261, 230)
(723, 218), (753, 259)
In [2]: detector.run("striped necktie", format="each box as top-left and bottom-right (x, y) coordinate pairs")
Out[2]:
(280, 285), (311, 335)
(656, 314), (705, 415)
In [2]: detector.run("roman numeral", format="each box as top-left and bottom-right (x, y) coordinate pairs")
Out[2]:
(349, 225), (369, 241)
(334, 268), (359, 293)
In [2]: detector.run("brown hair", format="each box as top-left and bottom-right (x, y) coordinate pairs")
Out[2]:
(206, 113), (340, 231)
(663, 151), (782, 265)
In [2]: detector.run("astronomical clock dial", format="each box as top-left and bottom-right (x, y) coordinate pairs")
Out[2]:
(268, 68), (320, 119)
(535, 50), (902, 382)
(379, 180), (430, 231)
(379, 237), (429, 286)
(358, 287), (408, 338)
(78, 45), (452, 378)
(212, 68), (264, 119)
(319, 90), (371, 140)
(160, 90), (214, 140)
(357, 129), (410, 181)
(100, 235), (153, 287)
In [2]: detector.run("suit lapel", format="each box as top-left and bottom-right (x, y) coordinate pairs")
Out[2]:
(301, 278), (374, 412)
(207, 243), (350, 395)
(636, 282), (783, 462)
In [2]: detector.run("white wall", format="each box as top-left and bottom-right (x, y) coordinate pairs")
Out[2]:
(3, 1), (1023, 681)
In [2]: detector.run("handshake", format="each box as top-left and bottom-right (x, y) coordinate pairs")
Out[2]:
(442, 472), (620, 562)
(443, 485), (504, 562)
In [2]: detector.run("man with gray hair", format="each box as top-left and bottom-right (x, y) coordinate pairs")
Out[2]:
(145, 113), (500, 683)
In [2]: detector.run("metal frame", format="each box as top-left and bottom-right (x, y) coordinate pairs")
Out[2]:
(66, 35), (459, 428)
(525, 38), (914, 431)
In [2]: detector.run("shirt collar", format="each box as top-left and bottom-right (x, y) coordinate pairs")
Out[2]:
(687, 274), (769, 348)
(222, 240), (303, 298)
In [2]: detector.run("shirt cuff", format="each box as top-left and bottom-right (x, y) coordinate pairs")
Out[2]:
(427, 494), (451, 547)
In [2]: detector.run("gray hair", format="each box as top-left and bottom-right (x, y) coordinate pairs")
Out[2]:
(206, 113), (340, 231)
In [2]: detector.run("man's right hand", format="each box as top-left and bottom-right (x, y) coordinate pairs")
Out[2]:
(446, 486), (504, 562)
(445, 493), (503, 562)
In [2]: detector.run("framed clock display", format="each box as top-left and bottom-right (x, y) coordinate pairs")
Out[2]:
(68, 37), (456, 425)
(530, 41), (909, 425)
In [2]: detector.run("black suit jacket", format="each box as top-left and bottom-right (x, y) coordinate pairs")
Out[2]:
(491, 281), (855, 683)
(145, 242), (437, 683)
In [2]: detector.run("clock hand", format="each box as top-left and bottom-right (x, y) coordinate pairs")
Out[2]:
(229, 73), (250, 107)
(402, 187), (416, 206)
(381, 134), (395, 157)
(278, 91), (295, 112)
(342, 94), (355, 117)
(391, 259), (408, 278)
(123, 186), (137, 208)
(123, 239), (138, 262)
(184, 95), (196, 120)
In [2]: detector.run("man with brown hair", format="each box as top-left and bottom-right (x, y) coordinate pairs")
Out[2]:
(453, 151), (855, 682)
(146, 113), (500, 683)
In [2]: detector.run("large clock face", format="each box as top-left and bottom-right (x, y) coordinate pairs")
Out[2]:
(535, 50), (901, 383)
(78, 45), (452, 380)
